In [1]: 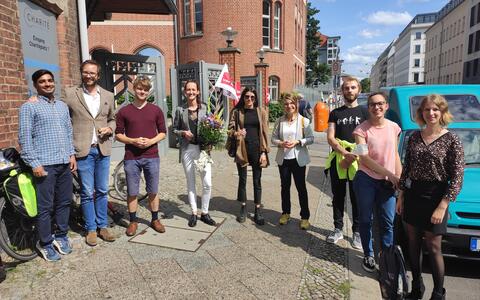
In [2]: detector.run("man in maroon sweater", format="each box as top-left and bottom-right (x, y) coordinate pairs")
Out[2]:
(115, 76), (167, 236)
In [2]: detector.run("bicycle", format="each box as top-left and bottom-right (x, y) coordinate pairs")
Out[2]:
(112, 160), (148, 201)
(0, 161), (81, 261)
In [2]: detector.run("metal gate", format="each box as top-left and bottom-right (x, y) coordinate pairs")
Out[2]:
(92, 50), (168, 159)
(170, 61), (227, 117)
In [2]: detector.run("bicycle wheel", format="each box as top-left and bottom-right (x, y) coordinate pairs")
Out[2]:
(113, 161), (148, 201)
(0, 197), (37, 261)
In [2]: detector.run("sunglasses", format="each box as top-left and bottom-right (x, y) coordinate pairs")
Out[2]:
(245, 95), (256, 100)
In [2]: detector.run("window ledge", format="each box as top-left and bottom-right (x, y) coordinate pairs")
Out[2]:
(263, 48), (284, 54)
(181, 33), (204, 39)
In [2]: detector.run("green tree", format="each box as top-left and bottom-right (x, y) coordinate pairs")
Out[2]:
(306, 3), (331, 85)
(360, 78), (371, 93)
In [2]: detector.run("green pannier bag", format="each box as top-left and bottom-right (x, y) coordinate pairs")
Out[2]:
(3, 169), (37, 218)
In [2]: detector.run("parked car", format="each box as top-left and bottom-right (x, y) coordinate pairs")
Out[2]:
(386, 85), (480, 260)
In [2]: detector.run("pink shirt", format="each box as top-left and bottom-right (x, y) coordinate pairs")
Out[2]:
(353, 119), (401, 180)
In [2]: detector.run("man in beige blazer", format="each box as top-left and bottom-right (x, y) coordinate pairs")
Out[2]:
(64, 60), (116, 246)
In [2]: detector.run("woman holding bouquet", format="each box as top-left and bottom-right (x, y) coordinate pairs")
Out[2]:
(173, 80), (216, 227)
(271, 94), (314, 230)
(228, 88), (270, 225)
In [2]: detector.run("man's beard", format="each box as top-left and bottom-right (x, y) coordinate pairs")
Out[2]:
(343, 93), (358, 103)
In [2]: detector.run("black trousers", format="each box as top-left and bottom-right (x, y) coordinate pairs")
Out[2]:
(278, 158), (310, 219)
(236, 140), (262, 204)
(330, 162), (359, 232)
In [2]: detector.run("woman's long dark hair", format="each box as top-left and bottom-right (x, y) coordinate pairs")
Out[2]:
(235, 87), (259, 110)
(183, 80), (201, 108)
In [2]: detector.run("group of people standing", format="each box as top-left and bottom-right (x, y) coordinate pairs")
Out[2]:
(10, 60), (464, 300)
(327, 77), (464, 300)
(17, 60), (168, 262)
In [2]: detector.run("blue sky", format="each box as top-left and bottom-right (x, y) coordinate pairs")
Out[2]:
(310, 0), (451, 79)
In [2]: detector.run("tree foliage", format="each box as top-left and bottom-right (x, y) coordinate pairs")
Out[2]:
(360, 78), (371, 93)
(306, 3), (331, 85)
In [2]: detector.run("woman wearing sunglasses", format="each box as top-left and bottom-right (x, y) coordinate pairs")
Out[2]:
(227, 88), (270, 225)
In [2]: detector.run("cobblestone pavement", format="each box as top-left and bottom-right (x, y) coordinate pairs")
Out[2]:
(0, 132), (378, 299)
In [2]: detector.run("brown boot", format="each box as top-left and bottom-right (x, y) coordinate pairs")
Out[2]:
(85, 231), (97, 246)
(98, 228), (116, 242)
(126, 222), (138, 236)
(151, 219), (165, 233)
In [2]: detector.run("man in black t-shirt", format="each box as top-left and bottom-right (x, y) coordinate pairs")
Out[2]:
(326, 77), (368, 249)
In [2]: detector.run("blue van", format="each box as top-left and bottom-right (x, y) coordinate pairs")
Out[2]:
(386, 85), (480, 259)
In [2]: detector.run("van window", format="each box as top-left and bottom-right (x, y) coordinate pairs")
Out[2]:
(410, 95), (480, 121)
(401, 129), (480, 166)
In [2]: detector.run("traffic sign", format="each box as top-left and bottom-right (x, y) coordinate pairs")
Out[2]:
(332, 61), (340, 76)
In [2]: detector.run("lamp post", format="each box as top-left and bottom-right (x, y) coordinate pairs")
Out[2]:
(220, 27), (238, 48)
(256, 48), (265, 63)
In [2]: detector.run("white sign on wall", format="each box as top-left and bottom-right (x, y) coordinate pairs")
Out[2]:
(18, 0), (61, 98)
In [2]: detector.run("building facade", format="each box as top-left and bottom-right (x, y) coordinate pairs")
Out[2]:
(370, 42), (393, 91)
(425, 0), (468, 84)
(392, 13), (437, 86)
(0, 0), (82, 149)
(88, 13), (177, 95)
(463, 0), (480, 83)
(178, 0), (306, 100)
(89, 0), (307, 102)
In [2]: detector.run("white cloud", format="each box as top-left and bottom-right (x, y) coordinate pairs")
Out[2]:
(358, 29), (382, 39)
(341, 43), (389, 78)
(397, 0), (431, 5)
(366, 11), (413, 26)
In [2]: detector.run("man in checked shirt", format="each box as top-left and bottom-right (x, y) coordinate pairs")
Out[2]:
(19, 69), (77, 262)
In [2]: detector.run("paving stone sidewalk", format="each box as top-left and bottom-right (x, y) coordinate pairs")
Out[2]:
(0, 132), (380, 299)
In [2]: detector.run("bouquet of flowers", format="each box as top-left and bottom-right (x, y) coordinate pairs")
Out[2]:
(194, 105), (226, 172)
(198, 111), (226, 151)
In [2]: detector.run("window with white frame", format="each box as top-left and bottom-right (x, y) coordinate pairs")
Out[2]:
(268, 76), (280, 102)
(273, 3), (281, 49)
(184, 0), (191, 35)
(262, 1), (271, 47)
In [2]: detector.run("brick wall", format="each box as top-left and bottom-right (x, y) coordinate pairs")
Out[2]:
(0, 0), (81, 149)
(88, 13), (176, 95)
(0, 0), (28, 148)
(178, 0), (306, 93)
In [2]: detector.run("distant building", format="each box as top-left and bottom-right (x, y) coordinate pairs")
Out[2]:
(386, 41), (397, 86)
(425, 0), (468, 84)
(392, 13), (437, 85)
(370, 41), (394, 91)
(316, 33), (329, 65)
(463, 0), (480, 83)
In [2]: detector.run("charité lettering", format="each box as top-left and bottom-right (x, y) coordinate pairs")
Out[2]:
(26, 11), (50, 30)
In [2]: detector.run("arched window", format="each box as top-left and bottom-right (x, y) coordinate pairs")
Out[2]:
(273, 3), (281, 49)
(136, 47), (162, 57)
(268, 76), (280, 102)
(262, 1), (271, 47)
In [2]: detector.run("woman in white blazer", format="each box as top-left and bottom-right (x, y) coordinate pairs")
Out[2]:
(271, 94), (314, 229)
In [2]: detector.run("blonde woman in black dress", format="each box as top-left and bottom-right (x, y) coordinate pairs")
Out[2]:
(397, 94), (464, 300)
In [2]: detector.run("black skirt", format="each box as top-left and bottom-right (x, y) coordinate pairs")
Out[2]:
(403, 180), (448, 235)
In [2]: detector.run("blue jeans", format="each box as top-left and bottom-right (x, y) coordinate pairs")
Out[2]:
(76, 146), (110, 232)
(34, 164), (72, 245)
(353, 171), (396, 257)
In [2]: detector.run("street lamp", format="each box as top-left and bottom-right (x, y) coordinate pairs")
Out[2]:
(256, 48), (265, 63)
(220, 27), (238, 48)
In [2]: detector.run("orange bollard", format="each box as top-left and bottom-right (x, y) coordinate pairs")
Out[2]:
(314, 102), (329, 132)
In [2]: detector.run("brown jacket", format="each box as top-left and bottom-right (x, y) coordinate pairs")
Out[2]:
(228, 107), (270, 167)
(64, 85), (116, 158)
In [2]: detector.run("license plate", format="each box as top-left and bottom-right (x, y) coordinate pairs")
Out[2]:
(470, 237), (480, 252)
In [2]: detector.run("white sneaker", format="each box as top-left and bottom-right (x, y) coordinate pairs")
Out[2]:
(327, 228), (343, 244)
(351, 232), (362, 250)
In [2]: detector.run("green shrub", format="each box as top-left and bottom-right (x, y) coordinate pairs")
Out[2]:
(166, 95), (172, 118)
(268, 101), (283, 122)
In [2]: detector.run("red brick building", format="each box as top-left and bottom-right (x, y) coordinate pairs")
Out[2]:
(0, 0), (176, 149)
(88, 0), (307, 101)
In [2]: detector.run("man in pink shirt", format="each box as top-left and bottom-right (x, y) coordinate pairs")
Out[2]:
(352, 92), (402, 273)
